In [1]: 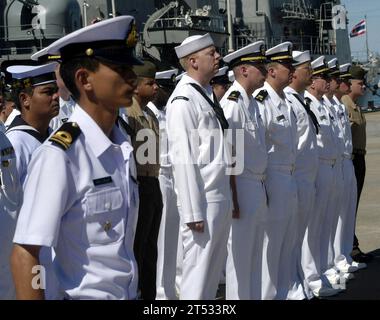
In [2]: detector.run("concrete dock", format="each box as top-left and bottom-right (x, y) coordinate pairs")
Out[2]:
(327, 110), (380, 300)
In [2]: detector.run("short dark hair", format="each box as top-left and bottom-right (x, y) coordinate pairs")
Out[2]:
(12, 86), (34, 111)
(60, 57), (100, 100)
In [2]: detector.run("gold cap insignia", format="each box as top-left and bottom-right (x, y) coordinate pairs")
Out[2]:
(260, 45), (266, 56)
(23, 78), (32, 88)
(126, 23), (138, 48)
(85, 48), (94, 56)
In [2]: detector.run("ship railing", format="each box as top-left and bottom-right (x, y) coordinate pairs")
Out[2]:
(150, 16), (225, 33)
(225, 34), (337, 56)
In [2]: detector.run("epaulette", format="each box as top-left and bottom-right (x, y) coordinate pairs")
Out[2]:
(171, 96), (189, 103)
(255, 90), (268, 102)
(227, 91), (240, 102)
(49, 122), (81, 151)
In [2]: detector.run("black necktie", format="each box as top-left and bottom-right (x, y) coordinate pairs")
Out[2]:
(293, 94), (320, 134)
(189, 83), (229, 132)
(116, 116), (135, 137)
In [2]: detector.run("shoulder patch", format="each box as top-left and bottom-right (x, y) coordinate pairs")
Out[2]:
(255, 90), (268, 102)
(171, 96), (189, 103)
(49, 122), (81, 151)
(227, 91), (241, 102)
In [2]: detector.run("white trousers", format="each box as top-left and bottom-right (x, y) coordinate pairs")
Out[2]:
(290, 167), (318, 299)
(333, 159), (357, 266)
(226, 176), (267, 299)
(156, 172), (180, 300)
(261, 168), (299, 300)
(305, 162), (336, 290)
(180, 200), (232, 300)
(321, 161), (342, 273)
(0, 209), (17, 299)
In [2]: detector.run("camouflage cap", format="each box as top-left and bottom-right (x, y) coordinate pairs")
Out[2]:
(132, 60), (157, 79)
(349, 65), (367, 80)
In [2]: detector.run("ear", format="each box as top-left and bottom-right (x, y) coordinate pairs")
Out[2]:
(19, 92), (30, 111)
(189, 56), (198, 70)
(74, 68), (92, 93)
(240, 65), (248, 77)
(267, 66), (276, 79)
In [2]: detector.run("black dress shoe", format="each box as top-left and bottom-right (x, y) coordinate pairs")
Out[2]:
(351, 248), (374, 263)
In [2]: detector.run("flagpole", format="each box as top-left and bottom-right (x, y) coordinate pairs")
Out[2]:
(365, 15), (369, 62)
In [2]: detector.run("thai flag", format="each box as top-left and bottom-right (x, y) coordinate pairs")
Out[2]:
(350, 20), (366, 38)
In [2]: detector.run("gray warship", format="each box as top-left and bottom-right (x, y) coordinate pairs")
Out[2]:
(0, 0), (353, 68)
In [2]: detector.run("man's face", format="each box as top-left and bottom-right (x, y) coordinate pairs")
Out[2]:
(27, 83), (60, 120)
(135, 77), (158, 101)
(329, 77), (340, 93)
(246, 63), (267, 89)
(212, 83), (230, 101)
(350, 79), (366, 96)
(89, 62), (137, 108)
(338, 79), (351, 95)
(192, 46), (220, 79)
(312, 75), (330, 95)
(4, 100), (16, 118)
(269, 62), (294, 88)
(294, 62), (312, 87)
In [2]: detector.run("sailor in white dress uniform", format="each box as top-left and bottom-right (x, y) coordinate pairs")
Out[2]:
(221, 41), (268, 300)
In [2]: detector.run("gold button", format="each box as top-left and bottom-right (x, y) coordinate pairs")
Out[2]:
(103, 221), (112, 232)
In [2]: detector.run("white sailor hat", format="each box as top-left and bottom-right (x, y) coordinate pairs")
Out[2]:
(311, 56), (329, 76)
(210, 66), (230, 85)
(328, 58), (340, 76)
(292, 50), (311, 67)
(155, 69), (178, 86)
(266, 42), (295, 63)
(7, 62), (58, 88)
(175, 33), (214, 59)
(339, 63), (352, 79)
(175, 71), (187, 82)
(223, 41), (266, 68)
(228, 70), (235, 82)
(32, 16), (142, 65)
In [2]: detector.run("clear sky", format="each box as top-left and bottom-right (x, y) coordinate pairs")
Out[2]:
(341, 0), (380, 60)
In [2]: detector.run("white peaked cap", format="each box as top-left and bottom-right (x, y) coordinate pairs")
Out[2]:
(214, 66), (229, 78)
(155, 69), (178, 80)
(7, 62), (58, 86)
(339, 63), (352, 78)
(223, 41), (266, 67)
(175, 33), (214, 59)
(311, 56), (329, 75)
(328, 58), (339, 69)
(228, 70), (235, 82)
(339, 63), (351, 74)
(311, 56), (326, 70)
(292, 50), (311, 66)
(32, 16), (141, 65)
(175, 71), (187, 82)
(266, 41), (294, 62)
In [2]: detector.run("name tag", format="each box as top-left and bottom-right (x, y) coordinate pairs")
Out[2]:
(320, 115), (327, 121)
(276, 115), (285, 121)
(93, 176), (113, 186)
